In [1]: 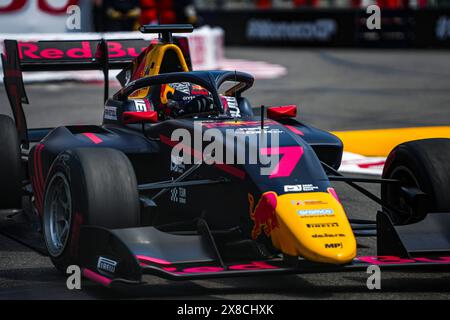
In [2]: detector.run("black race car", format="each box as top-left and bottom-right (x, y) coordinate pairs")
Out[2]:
(1, 25), (450, 287)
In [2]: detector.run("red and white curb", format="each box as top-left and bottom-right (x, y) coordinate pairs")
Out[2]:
(339, 152), (386, 176)
(219, 58), (287, 80)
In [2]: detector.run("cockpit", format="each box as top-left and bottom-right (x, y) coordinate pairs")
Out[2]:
(108, 71), (256, 123)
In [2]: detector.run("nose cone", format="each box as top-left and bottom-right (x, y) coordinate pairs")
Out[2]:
(269, 191), (356, 264)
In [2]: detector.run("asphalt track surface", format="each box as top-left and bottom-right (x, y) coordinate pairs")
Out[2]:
(1, 48), (450, 300)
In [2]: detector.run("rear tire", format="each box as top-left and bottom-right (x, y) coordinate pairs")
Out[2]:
(42, 148), (140, 272)
(0, 115), (22, 209)
(381, 138), (450, 225)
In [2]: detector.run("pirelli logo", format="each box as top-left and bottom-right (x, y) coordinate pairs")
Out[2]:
(97, 257), (117, 274)
(306, 222), (339, 228)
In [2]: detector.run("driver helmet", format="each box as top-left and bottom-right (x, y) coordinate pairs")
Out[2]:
(159, 82), (214, 117)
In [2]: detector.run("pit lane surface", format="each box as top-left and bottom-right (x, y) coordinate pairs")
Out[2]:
(1, 48), (450, 299)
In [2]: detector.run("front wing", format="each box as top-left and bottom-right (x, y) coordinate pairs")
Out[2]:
(78, 211), (450, 287)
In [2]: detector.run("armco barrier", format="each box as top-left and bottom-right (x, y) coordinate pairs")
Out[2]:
(0, 26), (224, 83)
(199, 8), (450, 48)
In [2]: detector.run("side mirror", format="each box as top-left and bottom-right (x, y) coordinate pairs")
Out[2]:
(267, 105), (297, 120)
(122, 111), (158, 124)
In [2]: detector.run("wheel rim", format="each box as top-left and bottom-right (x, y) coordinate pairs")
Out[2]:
(388, 165), (420, 224)
(43, 172), (72, 257)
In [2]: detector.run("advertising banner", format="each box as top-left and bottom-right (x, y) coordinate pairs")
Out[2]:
(200, 8), (450, 48)
(201, 9), (356, 47)
(0, 0), (93, 33)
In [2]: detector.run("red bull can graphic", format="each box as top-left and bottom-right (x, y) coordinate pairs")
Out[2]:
(248, 192), (279, 239)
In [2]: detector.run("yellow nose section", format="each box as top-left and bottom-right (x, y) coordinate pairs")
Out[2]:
(250, 189), (356, 264)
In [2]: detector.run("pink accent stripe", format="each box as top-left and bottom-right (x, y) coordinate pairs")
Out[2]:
(358, 161), (386, 169)
(32, 146), (42, 214)
(31, 174), (40, 214)
(82, 268), (112, 286)
(285, 125), (304, 136)
(33, 144), (45, 215)
(163, 267), (178, 272)
(136, 255), (172, 265)
(159, 134), (177, 147)
(83, 133), (103, 144)
(328, 187), (341, 204)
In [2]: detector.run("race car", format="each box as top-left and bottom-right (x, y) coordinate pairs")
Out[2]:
(1, 25), (450, 287)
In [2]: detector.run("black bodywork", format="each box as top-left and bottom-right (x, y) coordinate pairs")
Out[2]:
(27, 71), (342, 244)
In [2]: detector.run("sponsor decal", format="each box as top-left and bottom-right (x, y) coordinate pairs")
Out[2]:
(17, 40), (146, 61)
(182, 95), (196, 102)
(170, 187), (187, 204)
(247, 19), (337, 41)
(133, 99), (147, 112)
(103, 106), (117, 121)
(248, 192), (279, 239)
(221, 96), (241, 118)
(306, 222), (339, 228)
(292, 200), (327, 206)
(97, 256), (117, 274)
(297, 209), (334, 216)
(235, 127), (283, 135)
(202, 120), (277, 128)
(299, 214), (335, 219)
(312, 233), (346, 238)
(284, 184), (319, 192)
(324, 242), (343, 249)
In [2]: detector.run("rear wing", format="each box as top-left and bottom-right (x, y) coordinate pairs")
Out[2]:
(1, 36), (192, 147)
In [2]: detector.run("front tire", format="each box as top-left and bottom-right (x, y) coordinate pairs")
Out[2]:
(42, 148), (140, 272)
(381, 138), (450, 225)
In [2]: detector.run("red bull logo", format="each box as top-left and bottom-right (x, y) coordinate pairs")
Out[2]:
(248, 192), (279, 239)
